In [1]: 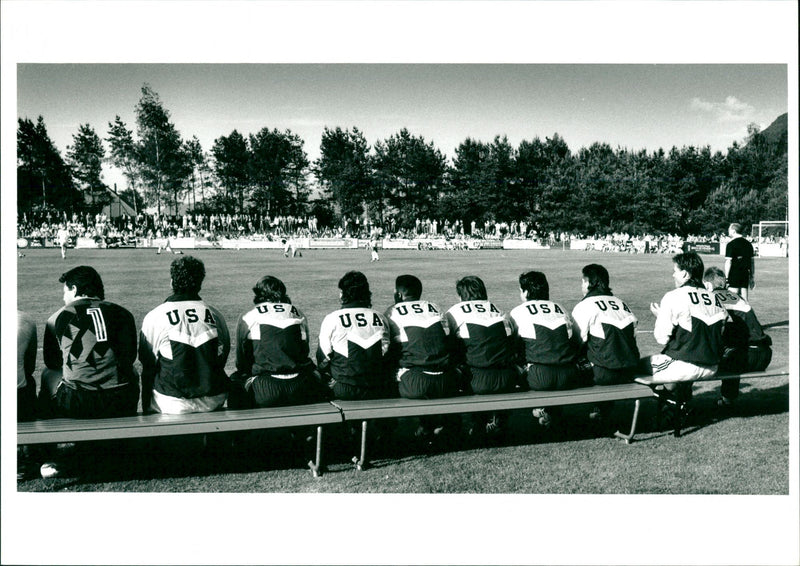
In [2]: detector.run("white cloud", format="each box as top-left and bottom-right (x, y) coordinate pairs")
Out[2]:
(690, 96), (755, 123)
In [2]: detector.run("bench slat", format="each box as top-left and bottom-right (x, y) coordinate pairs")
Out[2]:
(635, 369), (789, 387)
(17, 403), (343, 444)
(331, 383), (655, 420)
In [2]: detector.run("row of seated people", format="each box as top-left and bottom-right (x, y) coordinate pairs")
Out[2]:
(17, 253), (772, 475)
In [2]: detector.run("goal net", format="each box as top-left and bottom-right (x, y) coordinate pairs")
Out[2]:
(751, 220), (788, 257)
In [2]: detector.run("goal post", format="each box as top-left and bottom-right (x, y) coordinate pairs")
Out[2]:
(751, 220), (788, 257)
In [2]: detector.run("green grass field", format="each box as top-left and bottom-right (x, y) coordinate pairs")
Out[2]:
(15, 247), (790, 493)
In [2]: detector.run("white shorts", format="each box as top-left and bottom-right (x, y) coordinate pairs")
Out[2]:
(646, 354), (717, 383)
(151, 389), (227, 414)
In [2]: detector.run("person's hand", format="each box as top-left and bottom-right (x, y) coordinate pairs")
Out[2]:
(749, 276), (755, 290)
(650, 302), (660, 317)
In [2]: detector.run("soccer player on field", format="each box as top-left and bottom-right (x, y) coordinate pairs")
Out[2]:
(317, 271), (394, 400)
(229, 275), (323, 409)
(445, 275), (519, 438)
(639, 252), (727, 423)
(510, 271), (583, 428)
(703, 266), (772, 407)
(571, 264), (640, 423)
(38, 266), (140, 477)
(139, 256), (230, 414)
(57, 223), (70, 260)
(385, 274), (460, 441)
(368, 236), (380, 262)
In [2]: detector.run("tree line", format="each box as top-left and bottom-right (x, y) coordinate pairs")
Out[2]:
(17, 84), (788, 236)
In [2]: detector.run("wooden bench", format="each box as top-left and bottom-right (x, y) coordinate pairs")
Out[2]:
(17, 402), (344, 477)
(334, 368), (790, 470)
(332, 382), (655, 470)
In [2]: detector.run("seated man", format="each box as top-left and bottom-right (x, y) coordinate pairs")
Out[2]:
(510, 271), (583, 427)
(38, 266), (140, 478)
(571, 264), (640, 422)
(445, 275), (519, 437)
(640, 252), (728, 422)
(703, 266), (772, 407)
(17, 310), (37, 422)
(385, 274), (460, 440)
(17, 310), (38, 480)
(40, 266), (140, 419)
(229, 275), (322, 409)
(317, 271), (393, 400)
(139, 256), (230, 414)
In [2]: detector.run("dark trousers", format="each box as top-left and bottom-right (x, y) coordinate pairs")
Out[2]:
(38, 382), (139, 419)
(18, 377), (37, 422)
(720, 345), (772, 400)
(332, 379), (398, 401)
(399, 367), (461, 433)
(525, 362), (583, 391)
(228, 369), (327, 409)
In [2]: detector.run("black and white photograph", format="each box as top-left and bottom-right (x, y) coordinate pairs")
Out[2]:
(2, 2), (798, 565)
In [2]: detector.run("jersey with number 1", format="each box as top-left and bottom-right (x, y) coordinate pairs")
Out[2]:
(43, 297), (138, 390)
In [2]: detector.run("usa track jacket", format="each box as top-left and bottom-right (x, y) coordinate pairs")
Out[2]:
(139, 293), (230, 410)
(653, 284), (727, 366)
(571, 290), (640, 369)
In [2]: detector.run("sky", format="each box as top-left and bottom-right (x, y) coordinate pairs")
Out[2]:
(2, 2), (798, 566)
(16, 63), (788, 191)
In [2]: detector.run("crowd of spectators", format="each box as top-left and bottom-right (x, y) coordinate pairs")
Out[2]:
(18, 208), (777, 254)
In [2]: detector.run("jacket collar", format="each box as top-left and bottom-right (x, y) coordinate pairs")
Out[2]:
(166, 292), (202, 302)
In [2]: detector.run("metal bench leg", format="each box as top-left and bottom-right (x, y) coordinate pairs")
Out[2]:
(352, 420), (369, 471)
(614, 399), (641, 444)
(307, 425), (324, 478)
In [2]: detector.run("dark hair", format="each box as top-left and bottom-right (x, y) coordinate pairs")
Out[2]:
(703, 266), (727, 290)
(674, 252), (704, 286)
(339, 271), (371, 306)
(581, 264), (611, 295)
(395, 274), (422, 301)
(170, 255), (206, 295)
(253, 275), (290, 304)
(519, 270), (549, 301)
(59, 266), (104, 300)
(456, 275), (488, 301)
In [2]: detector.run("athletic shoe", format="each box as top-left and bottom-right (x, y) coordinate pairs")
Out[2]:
(40, 462), (62, 479)
(532, 408), (552, 428)
(485, 413), (503, 436)
(717, 396), (734, 408)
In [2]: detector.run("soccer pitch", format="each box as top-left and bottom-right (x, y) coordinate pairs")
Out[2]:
(15, 247), (791, 494)
(17, 246), (790, 371)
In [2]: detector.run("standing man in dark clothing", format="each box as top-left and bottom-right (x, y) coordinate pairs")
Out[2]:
(724, 223), (755, 301)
